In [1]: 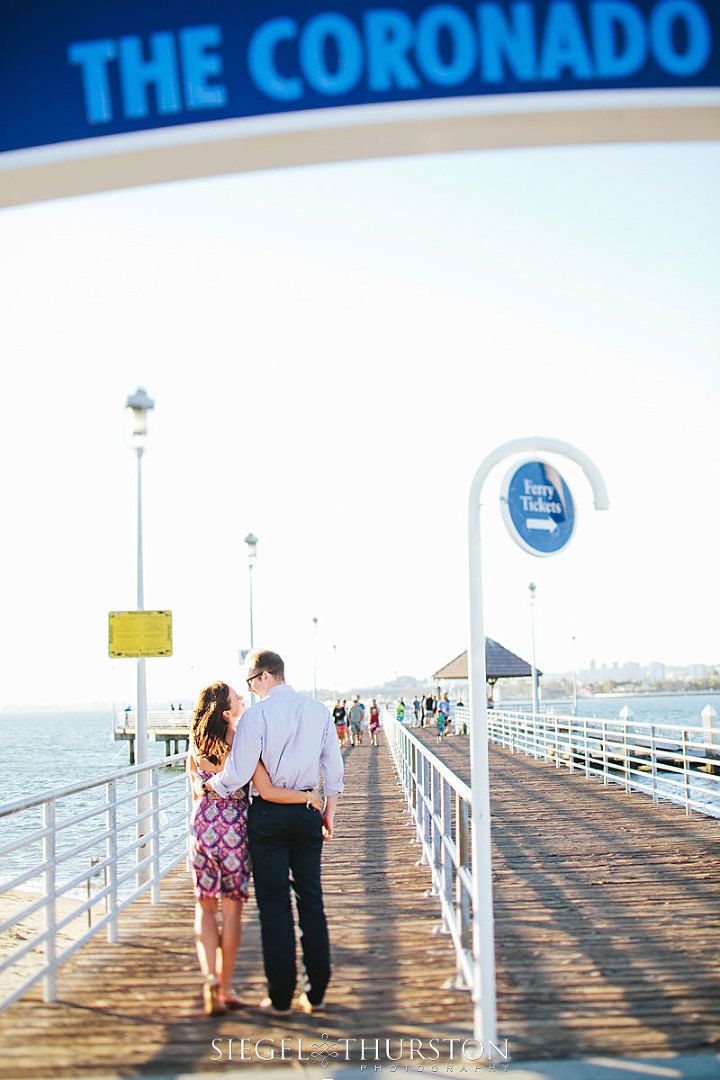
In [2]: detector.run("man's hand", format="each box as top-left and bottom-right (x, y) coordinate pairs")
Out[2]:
(322, 793), (338, 839)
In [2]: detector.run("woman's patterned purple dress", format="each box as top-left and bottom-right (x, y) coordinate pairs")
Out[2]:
(189, 765), (250, 901)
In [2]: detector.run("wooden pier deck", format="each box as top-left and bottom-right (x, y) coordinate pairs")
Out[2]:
(416, 727), (720, 1060)
(1, 728), (719, 1078)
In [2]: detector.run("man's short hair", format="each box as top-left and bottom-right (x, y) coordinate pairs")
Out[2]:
(250, 649), (285, 680)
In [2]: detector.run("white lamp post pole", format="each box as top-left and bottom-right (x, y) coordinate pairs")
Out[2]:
(529, 582), (538, 718)
(312, 617), (319, 699)
(572, 634), (578, 716)
(125, 388), (154, 770)
(333, 643), (337, 699)
(126, 387), (154, 887)
(245, 533), (257, 652)
(467, 436), (609, 1052)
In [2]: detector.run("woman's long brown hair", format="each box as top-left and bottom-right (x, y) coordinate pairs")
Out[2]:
(192, 682), (231, 764)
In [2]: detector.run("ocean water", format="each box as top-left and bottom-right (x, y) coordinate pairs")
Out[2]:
(0, 706), (187, 900)
(533, 691), (720, 731)
(0, 705), (173, 807)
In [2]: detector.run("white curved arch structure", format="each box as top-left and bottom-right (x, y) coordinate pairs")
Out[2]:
(0, 89), (717, 208)
(1, 0), (718, 207)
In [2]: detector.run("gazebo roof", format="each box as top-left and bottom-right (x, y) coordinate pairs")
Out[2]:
(432, 639), (539, 681)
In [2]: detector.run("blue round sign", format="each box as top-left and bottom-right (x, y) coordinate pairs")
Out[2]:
(500, 460), (575, 557)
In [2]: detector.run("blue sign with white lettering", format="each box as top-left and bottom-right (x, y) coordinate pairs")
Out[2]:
(0, 0), (718, 154)
(501, 460), (576, 556)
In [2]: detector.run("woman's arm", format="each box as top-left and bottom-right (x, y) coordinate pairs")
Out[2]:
(188, 739), (227, 800)
(252, 761), (323, 812)
(187, 751), (205, 801)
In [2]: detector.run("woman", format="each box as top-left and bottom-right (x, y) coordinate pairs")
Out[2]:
(188, 681), (323, 1015)
(332, 699), (348, 748)
(437, 692), (451, 740)
(368, 699), (380, 746)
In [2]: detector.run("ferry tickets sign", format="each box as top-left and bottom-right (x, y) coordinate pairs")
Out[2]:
(109, 610), (173, 658)
(500, 460), (576, 556)
(1, 0), (718, 154)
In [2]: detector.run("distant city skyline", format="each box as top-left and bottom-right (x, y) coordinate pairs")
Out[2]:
(552, 658), (719, 684)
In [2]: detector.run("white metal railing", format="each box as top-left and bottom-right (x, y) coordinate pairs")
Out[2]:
(114, 709), (194, 735)
(0, 754), (191, 1013)
(384, 708), (474, 992)
(457, 706), (720, 818)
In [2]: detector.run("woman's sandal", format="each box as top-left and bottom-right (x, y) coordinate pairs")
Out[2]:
(203, 976), (227, 1016)
(218, 988), (244, 1009)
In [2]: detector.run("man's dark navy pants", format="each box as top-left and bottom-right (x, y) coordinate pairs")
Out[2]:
(247, 797), (330, 1011)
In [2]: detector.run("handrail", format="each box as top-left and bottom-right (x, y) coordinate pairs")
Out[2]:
(0, 752), (191, 1013)
(463, 706), (720, 819)
(0, 753), (186, 819)
(384, 709), (475, 993)
(113, 709), (194, 734)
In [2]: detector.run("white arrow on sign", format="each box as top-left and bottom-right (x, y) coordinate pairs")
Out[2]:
(526, 517), (558, 532)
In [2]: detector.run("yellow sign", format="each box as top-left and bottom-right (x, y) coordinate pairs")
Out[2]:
(109, 610), (173, 658)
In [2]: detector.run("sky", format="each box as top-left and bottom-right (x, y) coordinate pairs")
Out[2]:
(0, 137), (718, 708)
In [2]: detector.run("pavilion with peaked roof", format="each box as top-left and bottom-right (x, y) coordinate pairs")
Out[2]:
(432, 638), (540, 702)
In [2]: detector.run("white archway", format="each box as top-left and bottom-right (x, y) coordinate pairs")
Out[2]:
(2, 89), (718, 208)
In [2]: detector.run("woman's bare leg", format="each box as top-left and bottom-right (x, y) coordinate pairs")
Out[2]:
(218, 898), (244, 991)
(195, 898), (220, 978)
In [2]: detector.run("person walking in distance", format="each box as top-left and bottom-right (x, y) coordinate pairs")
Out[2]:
(368, 699), (380, 746)
(205, 650), (344, 1016)
(348, 696), (364, 746)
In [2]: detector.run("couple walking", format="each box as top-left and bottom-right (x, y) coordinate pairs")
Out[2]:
(187, 649), (344, 1016)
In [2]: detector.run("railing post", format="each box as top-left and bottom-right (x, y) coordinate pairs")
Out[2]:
(422, 757), (432, 864)
(430, 768), (442, 895)
(151, 767), (161, 904)
(584, 717), (590, 778)
(439, 779), (453, 932)
(42, 800), (57, 1003)
(682, 728), (691, 816)
(415, 754), (426, 853)
(411, 740), (417, 820)
(650, 725), (658, 805)
(456, 793), (471, 984)
(106, 780), (118, 943)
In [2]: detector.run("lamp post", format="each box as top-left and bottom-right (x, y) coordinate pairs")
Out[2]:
(125, 387), (154, 888)
(529, 582), (538, 718)
(125, 388), (154, 769)
(572, 634), (578, 716)
(245, 533), (257, 652)
(312, 617), (319, 699)
(332, 643), (337, 699)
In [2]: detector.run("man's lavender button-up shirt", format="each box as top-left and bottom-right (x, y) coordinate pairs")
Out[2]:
(208, 682), (344, 799)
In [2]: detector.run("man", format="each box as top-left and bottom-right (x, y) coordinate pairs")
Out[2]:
(205, 650), (344, 1015)
(413, 696), (422, 727)
(347, 696), (364, 746)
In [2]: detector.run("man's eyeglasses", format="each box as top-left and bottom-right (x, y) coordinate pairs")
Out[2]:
(246, 672), (264, 689)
